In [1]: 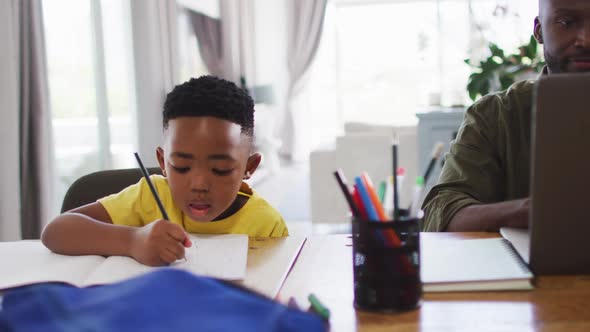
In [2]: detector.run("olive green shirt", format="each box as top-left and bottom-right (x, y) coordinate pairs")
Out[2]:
(421, 79), (536, 231)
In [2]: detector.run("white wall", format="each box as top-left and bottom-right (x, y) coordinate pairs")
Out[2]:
(0, 0), (22, 241)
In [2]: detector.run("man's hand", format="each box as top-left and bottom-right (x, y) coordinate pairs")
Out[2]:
(130, 220), (192, 266)
(504, 197), (529, 229)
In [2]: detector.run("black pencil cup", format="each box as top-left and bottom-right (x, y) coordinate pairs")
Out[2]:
(351, 212), (422, 312)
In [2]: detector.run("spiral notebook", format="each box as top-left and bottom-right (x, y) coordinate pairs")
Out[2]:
(421, 238), (534, 292)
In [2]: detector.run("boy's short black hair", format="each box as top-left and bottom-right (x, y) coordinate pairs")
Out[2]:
(163, 75), (255, 137)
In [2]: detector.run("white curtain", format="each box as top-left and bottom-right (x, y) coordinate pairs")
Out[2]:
(129, 0), (180, 167)
(128, 0), (243, 167)
(18, 0), (55, 239)
(0, 0), (21, 241)
(219, 0), (242, 83)
(280, 0), (327, 161)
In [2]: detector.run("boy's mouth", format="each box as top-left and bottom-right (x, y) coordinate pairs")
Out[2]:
(188, 203), (211, 218)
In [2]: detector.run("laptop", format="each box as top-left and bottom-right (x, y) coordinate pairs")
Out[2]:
(516, 72), (590, 274)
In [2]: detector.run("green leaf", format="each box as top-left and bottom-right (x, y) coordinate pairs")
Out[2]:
(528, 35), (538, 58)
(478, 79), (491, 98)
(489, 43), (505, 58)
(467, 71), (494, 101)
(469, 89), (478, 101)
(466, 35), (545, 102)
(481, 58), (501, 71)
(499, 74), (514, 90)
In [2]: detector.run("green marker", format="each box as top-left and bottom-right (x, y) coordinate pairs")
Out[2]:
(308, 293), (330, 321)
(378, 180), (386, 203)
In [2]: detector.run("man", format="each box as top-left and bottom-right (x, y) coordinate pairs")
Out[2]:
(422, 0), (590, 232)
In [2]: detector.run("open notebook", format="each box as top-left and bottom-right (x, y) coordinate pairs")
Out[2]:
(0, 234), (248, 290)
(237, 236), (306, 298)
(421, 238), (533, 292)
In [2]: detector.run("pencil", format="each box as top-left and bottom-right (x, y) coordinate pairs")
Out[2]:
(392, 144), (400, 220)
(134, 152), (188, 261)
(134, 152), (170, 221)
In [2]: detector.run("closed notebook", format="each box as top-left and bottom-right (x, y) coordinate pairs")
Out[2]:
(421, 238), (533, 292)
(0, 234), (248, 290)
(499, 227), (530, 264)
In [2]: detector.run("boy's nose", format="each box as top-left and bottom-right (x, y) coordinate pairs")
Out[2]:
(190, 175), (209, 192)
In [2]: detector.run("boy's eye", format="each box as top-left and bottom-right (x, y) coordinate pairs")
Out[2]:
(212, 168), (234, 176)
(172, 166), (190, 174)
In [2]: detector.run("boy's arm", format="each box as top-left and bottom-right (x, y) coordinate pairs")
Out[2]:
(41, 202), (136, 257)
(42, 202), (191, 266)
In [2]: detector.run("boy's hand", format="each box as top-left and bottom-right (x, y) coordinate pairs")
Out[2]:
(129, 219), (192, 266)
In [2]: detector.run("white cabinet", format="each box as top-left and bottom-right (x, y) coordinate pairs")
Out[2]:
(416, 108), (465, 194)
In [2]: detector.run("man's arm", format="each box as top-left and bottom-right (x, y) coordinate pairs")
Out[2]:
(421, 93), (529, 232)
(446, 198), (529, 232)
(41, 202), (136, 257)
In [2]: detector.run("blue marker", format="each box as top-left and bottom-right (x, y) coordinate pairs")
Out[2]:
(354, 176), (379, 221)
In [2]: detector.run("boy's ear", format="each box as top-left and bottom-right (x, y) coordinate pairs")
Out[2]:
(244, 153), (262, 179)
(156, 147), (167, 177)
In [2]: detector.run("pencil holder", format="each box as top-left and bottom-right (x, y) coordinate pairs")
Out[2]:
(351, 211), (422, 312)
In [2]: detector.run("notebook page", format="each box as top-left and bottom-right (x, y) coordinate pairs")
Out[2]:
(83, 234), (248, 286)
(421, 238), (533, 285)
(235, 236), (306, 298)
(0, 241), (104, 289)
(173, 234), (248, 280)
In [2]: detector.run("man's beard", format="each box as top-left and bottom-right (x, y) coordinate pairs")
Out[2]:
(544, 51), (567, 74)
(545, 50), (590, 73)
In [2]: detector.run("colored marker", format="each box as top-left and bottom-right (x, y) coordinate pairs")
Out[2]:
(360, 172), (387, 221)
(378, 180), (386, 204)
(351, 186), (368, 219)
(355, 176), (380, 221)
(333, 169), (361, 217)
(308, 294), (330, 321)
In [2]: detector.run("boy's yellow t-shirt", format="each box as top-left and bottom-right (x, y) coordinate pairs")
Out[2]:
(98, 175), (288, 237)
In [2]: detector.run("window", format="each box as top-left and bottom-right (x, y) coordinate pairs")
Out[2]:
(43, 0), (137, 213)
(307, 0), (538, 150)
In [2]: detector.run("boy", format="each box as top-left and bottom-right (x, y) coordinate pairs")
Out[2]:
(42, 76), (288, 266)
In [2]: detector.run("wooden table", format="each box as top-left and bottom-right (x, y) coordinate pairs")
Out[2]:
(279, 233), (590, 332)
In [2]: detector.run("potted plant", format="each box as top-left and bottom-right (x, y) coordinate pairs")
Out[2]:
(465, 35), (545, 101)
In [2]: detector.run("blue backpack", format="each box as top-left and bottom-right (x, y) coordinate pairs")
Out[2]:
(0, 269), (326, 332)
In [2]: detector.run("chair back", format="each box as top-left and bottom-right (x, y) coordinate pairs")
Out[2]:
(61, 167), (162, 213)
